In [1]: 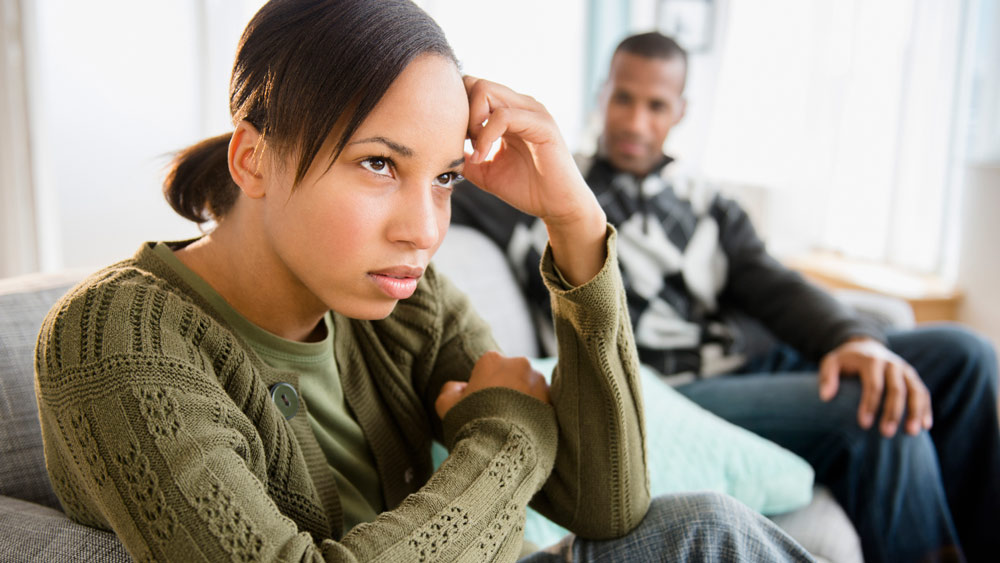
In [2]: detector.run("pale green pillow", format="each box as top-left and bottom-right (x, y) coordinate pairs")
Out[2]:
(432, 358), (814, 549)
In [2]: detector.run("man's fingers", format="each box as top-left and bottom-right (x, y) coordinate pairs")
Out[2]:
(923, 386), (934, 429)
(857, 358), (884, 430)
(879, 362), (905, 437)
(818, 354), (841, 402)
(823, 339), (930, 436)
(904, 366), (933, 434)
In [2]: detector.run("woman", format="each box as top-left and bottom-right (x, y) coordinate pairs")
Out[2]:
(34, 0), (812, 561)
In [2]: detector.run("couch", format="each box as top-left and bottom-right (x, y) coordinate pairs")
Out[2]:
(0, 271), (131, 561)
(0, 228), (913, 561)
(432, 225), (919, 563)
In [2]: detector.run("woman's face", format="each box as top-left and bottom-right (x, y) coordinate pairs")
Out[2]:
(260, 54), (469, 320)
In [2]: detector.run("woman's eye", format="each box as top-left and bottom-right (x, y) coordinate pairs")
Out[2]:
(433, 172), (463, 189)
(361, 157), (393, 177)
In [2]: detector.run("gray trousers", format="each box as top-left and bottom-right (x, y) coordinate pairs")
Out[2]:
(520, 492), (814, 562)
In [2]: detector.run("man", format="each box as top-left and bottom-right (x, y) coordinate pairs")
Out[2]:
(452, 32), (1000, 563)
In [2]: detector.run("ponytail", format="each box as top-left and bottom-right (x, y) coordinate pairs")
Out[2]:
(163, 134), (239, 224)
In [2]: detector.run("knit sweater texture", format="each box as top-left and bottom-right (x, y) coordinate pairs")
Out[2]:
(34, 228), (648, 562)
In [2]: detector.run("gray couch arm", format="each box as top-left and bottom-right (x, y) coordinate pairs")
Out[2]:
(834, 288), (916, 331)
(0, 496), (130, 562)
(771, 487), (863, 563)
(434, 224), (540, 357)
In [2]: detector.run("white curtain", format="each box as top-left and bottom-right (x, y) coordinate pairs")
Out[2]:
(0, 0), (38, 277)
(18, 0), (262, 273)
(699, 0), (966, 274)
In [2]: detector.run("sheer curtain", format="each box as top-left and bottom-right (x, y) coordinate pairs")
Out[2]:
(698, 0), (966, 274)
(0, 0), (38, 277)
(17, 0), (262, 273)
(8, 0), (586, 274)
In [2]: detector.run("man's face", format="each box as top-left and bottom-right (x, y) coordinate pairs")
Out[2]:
(598, 52), (686, 177)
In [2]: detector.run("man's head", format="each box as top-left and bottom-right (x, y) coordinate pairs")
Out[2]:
(598, 32), (688, 177)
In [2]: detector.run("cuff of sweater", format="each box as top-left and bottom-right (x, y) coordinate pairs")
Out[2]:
(540, 224), (624, 334)
(821, 321), (888, 358)
(441, 387), (557, 464)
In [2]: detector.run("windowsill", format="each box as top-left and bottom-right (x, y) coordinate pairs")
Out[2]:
(784, 251), (963, 323)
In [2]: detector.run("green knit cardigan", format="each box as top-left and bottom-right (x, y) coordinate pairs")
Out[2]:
(34, 228), (648, 562)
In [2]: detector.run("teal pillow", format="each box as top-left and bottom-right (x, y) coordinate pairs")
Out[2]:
(432, 358), (814, 549)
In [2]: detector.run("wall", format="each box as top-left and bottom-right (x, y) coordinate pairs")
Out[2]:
(25, 1), (221, 272)
(956, 164), (1000, 350)
(19, 0), (587, 274)
(417, 0), (586, 152)
(0, 0), (38, 277)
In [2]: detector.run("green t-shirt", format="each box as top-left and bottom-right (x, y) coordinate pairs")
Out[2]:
(153, 243), (384, 533)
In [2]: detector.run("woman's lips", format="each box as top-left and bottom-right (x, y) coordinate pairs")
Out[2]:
(369, 267), (423, 300)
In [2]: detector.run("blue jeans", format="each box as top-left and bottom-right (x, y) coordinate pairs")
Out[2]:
(519, 492), (814, 562)
(676, 325), (1000, 563)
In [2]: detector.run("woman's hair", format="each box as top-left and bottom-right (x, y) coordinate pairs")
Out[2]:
(165, 0), (457, 224)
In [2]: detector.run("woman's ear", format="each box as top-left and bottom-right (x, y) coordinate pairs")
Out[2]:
(229, 120), (267, 199)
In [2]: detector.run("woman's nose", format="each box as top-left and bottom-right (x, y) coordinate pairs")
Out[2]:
(388, 184), (440, 250)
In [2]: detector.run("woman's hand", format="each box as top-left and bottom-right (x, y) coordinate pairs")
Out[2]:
(435, 351), (550, 420)
(462, 76), (608, 286)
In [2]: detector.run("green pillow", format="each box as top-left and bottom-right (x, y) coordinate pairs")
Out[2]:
(432, 357), (814, 549)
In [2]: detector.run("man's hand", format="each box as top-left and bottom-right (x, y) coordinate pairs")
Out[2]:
(435, 351), (551, 420)
(819, 337), (933, 437)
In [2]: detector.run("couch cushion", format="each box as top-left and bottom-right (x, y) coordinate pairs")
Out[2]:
(434, 225), (539, 357)
(770, 486), (863, 563)
(433, 357), (816, 549)
(0, 272), (84, 509)
(834, 289), (915, 331)
(0, 495), (130, 562)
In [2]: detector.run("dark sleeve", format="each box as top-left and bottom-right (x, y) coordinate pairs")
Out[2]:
(714, 196), (885, 360)
(450, 180), (528, 249)
(450, 181), (555, 345)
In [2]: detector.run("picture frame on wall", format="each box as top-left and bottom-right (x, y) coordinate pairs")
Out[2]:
(657, 0), (715, 53)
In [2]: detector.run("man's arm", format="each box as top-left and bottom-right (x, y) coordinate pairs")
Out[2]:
(451, 181), (530, 251)
(715, 195), (883, 360)
(717, 195), (931, 436)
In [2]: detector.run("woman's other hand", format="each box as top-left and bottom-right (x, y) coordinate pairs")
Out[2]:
(461, 76), (607, 286)
(435, 351), (550, 420)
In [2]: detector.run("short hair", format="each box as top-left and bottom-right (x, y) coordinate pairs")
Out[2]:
(613, 32), (688, 67)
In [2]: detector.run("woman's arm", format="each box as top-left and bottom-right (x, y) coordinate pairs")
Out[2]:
(532, 227), (649, 538)
(36, 281), (559, 562)
(433, 77), (650, 538)
(426, 232), (648, 539)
